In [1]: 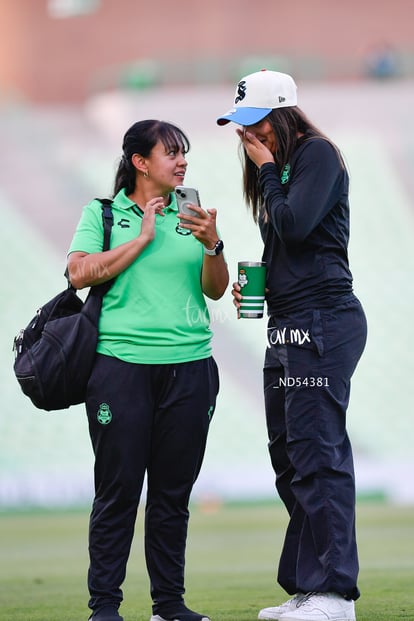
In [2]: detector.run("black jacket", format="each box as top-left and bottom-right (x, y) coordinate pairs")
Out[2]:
(259, 136), (354, 316)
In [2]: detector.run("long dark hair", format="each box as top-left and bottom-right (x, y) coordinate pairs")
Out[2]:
(240, 107), (344, 222)
(113, 120), (190, 196)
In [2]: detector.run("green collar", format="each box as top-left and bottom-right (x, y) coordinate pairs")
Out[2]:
(115, 188), (178, 212)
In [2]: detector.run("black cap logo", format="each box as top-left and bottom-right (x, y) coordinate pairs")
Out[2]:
(235, 80), (247, 104)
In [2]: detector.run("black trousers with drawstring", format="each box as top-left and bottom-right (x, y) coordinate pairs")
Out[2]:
(263, 296), (367, 600)
(85, 353), (219, 615)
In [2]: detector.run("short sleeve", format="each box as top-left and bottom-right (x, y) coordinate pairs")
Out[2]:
(67, 199), (105, 255)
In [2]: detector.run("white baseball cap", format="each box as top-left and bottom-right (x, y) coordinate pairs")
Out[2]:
(217, 69), (297, 126)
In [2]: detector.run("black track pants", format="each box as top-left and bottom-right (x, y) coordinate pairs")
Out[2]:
(85, 354), (219, 614)
(264, 296), (367, 600)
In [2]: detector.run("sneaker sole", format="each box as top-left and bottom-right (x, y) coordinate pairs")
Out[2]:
(88, 615), (124, 621)
(282, 617), (355, 621)
(150, 616), (210, 621)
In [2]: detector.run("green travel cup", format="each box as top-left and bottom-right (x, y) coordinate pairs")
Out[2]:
(238, 261), (266, 318)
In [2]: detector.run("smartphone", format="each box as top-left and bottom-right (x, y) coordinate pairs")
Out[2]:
(175, 186), (201, 224)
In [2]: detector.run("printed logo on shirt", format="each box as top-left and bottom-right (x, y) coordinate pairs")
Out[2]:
(175, 223), (191, 236)
(280, 163), (291, 184)
(117, 218), (130, 228)
(97, 403), (112, 425)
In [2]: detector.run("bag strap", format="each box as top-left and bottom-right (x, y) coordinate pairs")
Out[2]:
(65, 198), (114, 288)
(91, 198), (115, 296)
(98, 198), (114, 252)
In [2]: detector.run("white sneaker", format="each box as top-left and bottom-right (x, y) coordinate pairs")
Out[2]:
(258, 595), (306, 620)
(280, 592), (355, 621)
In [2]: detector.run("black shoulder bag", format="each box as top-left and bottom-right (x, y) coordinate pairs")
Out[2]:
(13, 199), (114, 411)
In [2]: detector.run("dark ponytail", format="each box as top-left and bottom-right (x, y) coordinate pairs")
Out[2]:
(113, 155), (135, 196)
(112, 119), (190, 197)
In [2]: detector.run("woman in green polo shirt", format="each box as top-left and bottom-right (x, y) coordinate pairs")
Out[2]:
(67, 120), (229, 621)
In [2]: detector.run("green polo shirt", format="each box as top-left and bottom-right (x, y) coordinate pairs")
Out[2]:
(68, 189), (212, 364)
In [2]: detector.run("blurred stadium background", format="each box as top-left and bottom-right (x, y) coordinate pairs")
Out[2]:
(1, 0), (414, 509)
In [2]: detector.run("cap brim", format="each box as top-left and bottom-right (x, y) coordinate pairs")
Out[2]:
(216, 107), (272, 126)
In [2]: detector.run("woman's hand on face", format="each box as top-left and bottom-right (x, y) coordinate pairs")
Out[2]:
(236, 128), (274, 168)
(140, 196), (165, 243)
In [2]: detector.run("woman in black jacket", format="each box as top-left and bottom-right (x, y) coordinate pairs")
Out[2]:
(218, 70), (367, 621)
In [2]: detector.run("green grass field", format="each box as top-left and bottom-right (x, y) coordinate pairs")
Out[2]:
(1, 501), (413, 621)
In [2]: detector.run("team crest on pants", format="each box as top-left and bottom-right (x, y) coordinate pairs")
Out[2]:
(97, 403), (112, 425)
